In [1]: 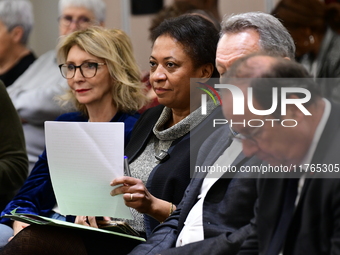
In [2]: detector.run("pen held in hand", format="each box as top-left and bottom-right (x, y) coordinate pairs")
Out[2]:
(124, 156), (132, 177)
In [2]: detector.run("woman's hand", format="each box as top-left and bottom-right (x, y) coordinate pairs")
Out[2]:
(75, 216), (111, 228)
(110, 176), (154, 214)
(75, 216), (98, 228)
(110, 176), (176, 222)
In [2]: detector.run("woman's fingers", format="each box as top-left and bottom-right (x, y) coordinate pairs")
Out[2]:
(110, 177), (144, 196)
(75, 215), (88, 225)
(87, 216), (98, 228)
(110, 176), (137, 186)
(75, 216), (98, 228)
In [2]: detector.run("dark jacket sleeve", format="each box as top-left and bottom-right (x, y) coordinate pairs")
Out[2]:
(0, 149), (56, 224)
(236, 205), (259, 254)
(159, 225), (254, 255)
(129, 176), (258, 255)
(0, 81), (28, 211)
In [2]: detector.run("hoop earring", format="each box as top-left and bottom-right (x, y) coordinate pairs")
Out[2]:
(309, 35), (315, 45)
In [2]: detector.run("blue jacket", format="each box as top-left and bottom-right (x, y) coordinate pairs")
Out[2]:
(0, 111), (139, 224)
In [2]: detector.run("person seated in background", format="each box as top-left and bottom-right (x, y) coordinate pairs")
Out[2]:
(0, 14), (224, 255)
(0, 26), (146, 249)
(7, 0), (106, 172)
(0, 0), (36, 87)
(0, 80), (28, 248)
(226, 54), (340, 255)
(271, 0), (340, 101)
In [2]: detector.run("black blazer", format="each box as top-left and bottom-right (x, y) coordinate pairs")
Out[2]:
(240, 102), (340, 255)
(129, 125), (263, 255)
(125, 105), (224, 236)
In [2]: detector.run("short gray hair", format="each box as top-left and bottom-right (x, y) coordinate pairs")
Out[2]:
(58, 0), (106, 23)
(0, 0), (33, 45)
(221, 12), (295, 59)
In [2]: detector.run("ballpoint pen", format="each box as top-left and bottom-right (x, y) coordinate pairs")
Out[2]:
(124, 155), (131, 177)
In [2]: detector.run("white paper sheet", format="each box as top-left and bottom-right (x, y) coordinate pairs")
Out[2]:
(45, 121), (132, 219)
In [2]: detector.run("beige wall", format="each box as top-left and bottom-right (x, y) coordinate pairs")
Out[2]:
(29, 0), (59, 56)
(28, 0), (265, 71)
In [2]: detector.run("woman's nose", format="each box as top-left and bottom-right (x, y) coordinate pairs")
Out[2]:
(73, 67), (85, 80)
(151, 65), (166, 82)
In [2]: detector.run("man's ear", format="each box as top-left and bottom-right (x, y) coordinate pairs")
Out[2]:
(10, 26), (24, 44)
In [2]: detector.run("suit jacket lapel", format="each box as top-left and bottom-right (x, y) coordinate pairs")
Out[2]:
(177, 177), (204, 231)
(185, 136), (233, 208)
(177, 135), (233, 231)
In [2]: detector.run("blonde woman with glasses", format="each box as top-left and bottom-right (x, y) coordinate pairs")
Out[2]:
(0, 26), (147, 249)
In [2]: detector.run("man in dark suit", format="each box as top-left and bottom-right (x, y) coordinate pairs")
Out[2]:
(129, 12), (296, 255)
(223, 54), (340, 255)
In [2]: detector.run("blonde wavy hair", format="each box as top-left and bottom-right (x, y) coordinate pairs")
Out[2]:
(57, 26), (148, 114)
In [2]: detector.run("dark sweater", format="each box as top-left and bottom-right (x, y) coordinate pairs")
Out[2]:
(0, 81), (28, 211)
(0, 51), (36, 87)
